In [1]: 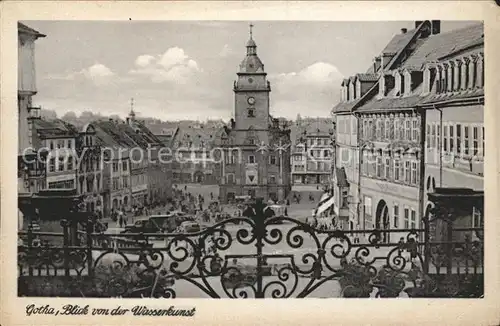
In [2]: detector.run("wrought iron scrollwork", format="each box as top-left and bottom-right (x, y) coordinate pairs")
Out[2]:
(17, 212), (483, 298)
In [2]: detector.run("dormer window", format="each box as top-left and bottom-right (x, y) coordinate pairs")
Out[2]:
(461, 57), (469, 90)
(400, 72), (405, 96)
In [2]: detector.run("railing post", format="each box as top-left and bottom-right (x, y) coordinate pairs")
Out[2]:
(446, 219), (453, 276)
(61, 219), (70, 277)
(86, 217), (94, 277)
(27, 222), (33, 276)
(253, 199), (266, 298)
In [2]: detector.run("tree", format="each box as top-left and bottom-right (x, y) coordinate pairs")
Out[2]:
(40, 109), (57, 120)
(61, 111), (77, 122)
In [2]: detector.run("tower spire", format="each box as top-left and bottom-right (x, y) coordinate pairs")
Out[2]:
(129, 97), (136, 121)
(249, 23), (254, 39)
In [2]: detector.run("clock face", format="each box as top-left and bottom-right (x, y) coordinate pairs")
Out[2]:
(247, 97), (256, 105)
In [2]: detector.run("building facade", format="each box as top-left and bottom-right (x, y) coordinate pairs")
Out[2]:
(218, 26), (292, 203)
(77, 123), (104, 215)
(170, 126), (220, 184)
(332, 21), (484, 238)
(291, 126), (333, 185)
(18, 22), (46, 194)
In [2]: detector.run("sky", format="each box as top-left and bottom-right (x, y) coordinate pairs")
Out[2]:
(25, 20), (479, 121)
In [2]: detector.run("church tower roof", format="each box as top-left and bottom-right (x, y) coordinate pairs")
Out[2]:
(239, 23), (265, 74)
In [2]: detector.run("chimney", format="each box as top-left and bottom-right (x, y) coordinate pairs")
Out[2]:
(431, 20), (441, 35)
(401, 28), (407, 34)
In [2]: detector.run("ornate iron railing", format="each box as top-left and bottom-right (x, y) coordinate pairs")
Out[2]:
(17, 215), (483, 298)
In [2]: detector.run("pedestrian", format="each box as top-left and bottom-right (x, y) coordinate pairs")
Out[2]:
(123, 212), (128, 226)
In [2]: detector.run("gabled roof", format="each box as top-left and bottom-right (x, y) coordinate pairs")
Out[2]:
(93, 121), (137, 148)
(401, 23), (484, 70)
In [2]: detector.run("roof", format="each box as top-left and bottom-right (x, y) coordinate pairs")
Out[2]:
(401, 23), (484, 70)
(420, 88), (484, 105)
(356, 73), (378, 82)
(18, 22), (46, 37)
(355, 94), (423, 113)
(173, 126), (218, 148)
(93, 121), (138, 148)
(34, 118), (78, 139)
(382, 29), (418, 55)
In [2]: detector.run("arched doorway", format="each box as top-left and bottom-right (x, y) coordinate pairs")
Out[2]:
(375, 200), (390, 243)
(194, 171), (204, 183)
(123, 196), (129, 209)
(112, 198), (118, 210)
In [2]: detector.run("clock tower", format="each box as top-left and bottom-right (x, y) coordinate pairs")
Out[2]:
(233, 23), (271, 132)
(218, 24), (291, 204)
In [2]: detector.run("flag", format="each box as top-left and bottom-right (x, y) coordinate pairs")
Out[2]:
(313, 192), (335, 217)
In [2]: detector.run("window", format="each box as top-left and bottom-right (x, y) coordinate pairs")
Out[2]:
(247, 108), (255, 118)
(269, 175), (276, 184)
(58, 156), (64, 171)
(405, 119), (411, 140)
(323, 149), (330, 157)
(385, 157), (390, 179)
(376, 156), (382, 178)
(122, 161), (128, 171)
(456, 124), (462, 154)
(248, 155), (255, 164)
(385, 119), (390, 139)
(67, 157), (73, 170)
(394, 158), (401, 181)
(393, 205), (399, 228)
(376, 120), (382, 139)
(57, 140), (63, 149)
(50, 141), (54, 150)
(49, 158), (55, 172)
(113, 162), (119, 172)
(405, 161), (411, 183)
(436, 124), (440, 149)
(404, 207), (410, 228)
(464, 125), (470, 155)
(410, 209), (416, 229)
(449, 125), (454, 153)
(112, 177), (119, 190)
(473, 126), (479, 155)
(426, 124), (431, 148)
(412, 119), (419, 142)
(316, 139), (322, 146)
(363, 120), (368, 139)
(368, 120), (374, 139)
(482, 126), (485, 157)
(431, 124), (436, 148)
(364, 196), (372, 220)
(443, 125), (448, 152)
(269, 155), (276, 165)
(472, 207), (483, 228)
(123, 176), (129, 188)
(227, 173), (235, 184)
(411, 161), (418, 185)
